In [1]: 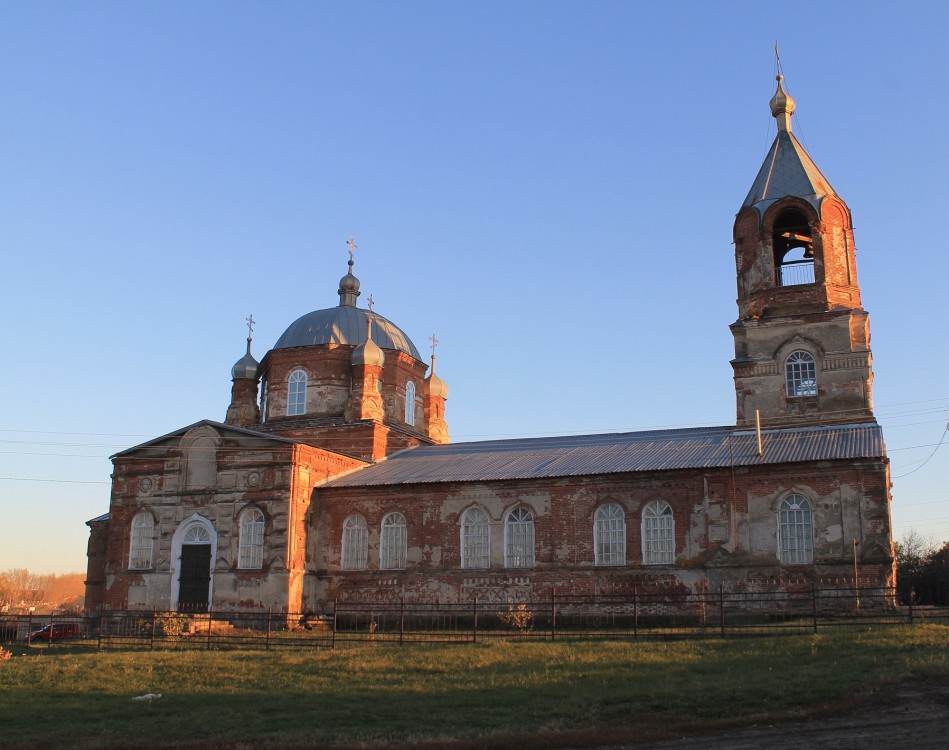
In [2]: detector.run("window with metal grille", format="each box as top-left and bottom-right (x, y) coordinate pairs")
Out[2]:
(778, 494), (814, 564)
(461, 507), (490, 569)
(642, 501), (674, 565)
(594, 503), (626, 566)
(129, 512), (154, 569)
(287, 370), (307, 416)
(380, 512), (407, 570)
(404, 381), (416, 425)
(342, 515), (368, 570)
(505, 507), (535, 568)
(238, 508), (265, 569)
(785, 351), (817, 397)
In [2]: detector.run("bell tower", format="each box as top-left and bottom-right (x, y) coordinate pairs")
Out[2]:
(731, 75), (874, 428)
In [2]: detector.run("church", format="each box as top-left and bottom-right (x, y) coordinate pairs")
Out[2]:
(84, 75), (895, 614)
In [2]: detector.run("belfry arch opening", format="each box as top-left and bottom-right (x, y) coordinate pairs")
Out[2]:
(773, 209), (815, 286)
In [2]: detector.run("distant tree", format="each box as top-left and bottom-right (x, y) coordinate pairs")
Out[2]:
(895, 531), (949, 606)
(0, 569), (85, 613)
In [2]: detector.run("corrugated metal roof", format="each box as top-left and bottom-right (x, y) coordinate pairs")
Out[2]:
(321, 423), (885, 488)
(742, 130), (837, 217)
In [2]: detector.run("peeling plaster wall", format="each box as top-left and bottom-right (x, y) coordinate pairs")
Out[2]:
(307, 458), (893, 610)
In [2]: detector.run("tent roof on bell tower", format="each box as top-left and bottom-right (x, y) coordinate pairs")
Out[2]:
(742, 75), (839, 217)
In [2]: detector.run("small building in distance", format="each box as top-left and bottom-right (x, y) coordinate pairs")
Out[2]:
(85, 75), (894, 614)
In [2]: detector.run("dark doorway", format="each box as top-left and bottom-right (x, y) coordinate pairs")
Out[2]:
(178, 544), (211, 613)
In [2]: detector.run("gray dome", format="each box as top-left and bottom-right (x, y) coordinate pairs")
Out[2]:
(273, 306), (422, 360)
(231, 341), (259, 380)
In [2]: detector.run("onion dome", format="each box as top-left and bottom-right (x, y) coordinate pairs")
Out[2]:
(352, 315), (385, 367)
(338, 258), (360, 306)
(769, 74), (796, 131)
(425, 354), (448, 398)
(231, 338), (259, 380)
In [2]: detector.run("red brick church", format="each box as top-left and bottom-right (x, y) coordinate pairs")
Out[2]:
(85, 75), (894, 613)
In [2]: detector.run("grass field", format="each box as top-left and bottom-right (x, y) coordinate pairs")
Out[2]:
(2, 625), (948, 749)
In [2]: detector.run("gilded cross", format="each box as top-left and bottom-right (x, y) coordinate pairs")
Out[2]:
(346, 236), (358, 262)
(430, 334), (439, 356)
(367, 294), (375, 313)
(246, 314), (255, 339)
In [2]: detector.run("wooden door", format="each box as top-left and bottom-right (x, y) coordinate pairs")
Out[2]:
(178, 544), (211, 612)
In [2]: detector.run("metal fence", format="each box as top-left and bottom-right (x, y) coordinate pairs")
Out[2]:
(3, 587), (947, 651)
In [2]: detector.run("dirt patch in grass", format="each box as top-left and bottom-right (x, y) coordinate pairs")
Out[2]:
(602, 676), (949, 750)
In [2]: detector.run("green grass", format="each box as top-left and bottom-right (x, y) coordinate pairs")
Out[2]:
(2, 626), (948, 749)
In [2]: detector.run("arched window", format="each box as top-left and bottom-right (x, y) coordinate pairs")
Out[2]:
(773, 208), (815, 286)
(287, 370), (307, 416)
(183, 525), (211, 543)
(380, 512), (407, 570)
(238, 508), (265, 569)
(594, 503), (626, 566)
(642, 501), (674, 565)
(505, 507), (535, 568)
(778, 494), (814, 564)
(129, 512), (154, 569)
(785, 351), (817, 397)
(461, 507), (490, 569)
(404, 381), (416, 425)
(260, 379), (268, 423)
(342, 515), (368, 571)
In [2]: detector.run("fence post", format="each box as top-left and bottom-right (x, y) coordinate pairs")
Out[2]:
(908, 588), (915, 625)
(332, 598), (337, 650)
(633, 589), (638, 639)
(150, 610), (156, 649)
(97, 610), (104, 650)
(472, 598), (478, 644)
(550, 590), (556, 641)
(26, 611), (32, 649)
(207, 607), (213, 650)
(719, 583), (726, 637)
(399, 596), (405, 646)
(812, 585), (818, 634)
(266, 607), (272, 651)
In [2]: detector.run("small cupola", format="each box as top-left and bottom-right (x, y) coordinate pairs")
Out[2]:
(769, 74), (796, 132)
(425, 353), (448, 399)
(231, 316), (260, 380)
(352, 314), (385, 367)
(231, 340), (259, 381)
(338, 237), (361, 307)
(225, 316), (261, 427)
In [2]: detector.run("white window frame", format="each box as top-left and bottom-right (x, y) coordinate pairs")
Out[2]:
(504, 507), (535, 568)
(129, 512), (154, 569)
(287, 370), (307, 416)
(778, 494), (814, 564)
(785, 350), (817, 397)
(237, 507), (265, 569)
(342, 515), (368, 571)
(594, 503), (626, 566)
(380, 512), (407, 570)
(641, 501), (674, 565)
(461, 507), (491, 569)
(404, 381), (416, 425)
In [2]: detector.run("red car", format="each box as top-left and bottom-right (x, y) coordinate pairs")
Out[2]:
(26, 623), (81, 643)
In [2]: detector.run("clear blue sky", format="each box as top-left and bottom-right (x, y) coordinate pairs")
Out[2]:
(2, 2), (947, 573)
